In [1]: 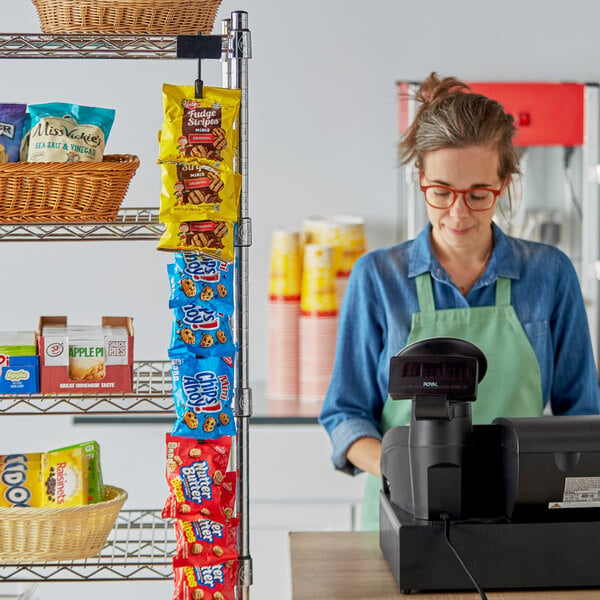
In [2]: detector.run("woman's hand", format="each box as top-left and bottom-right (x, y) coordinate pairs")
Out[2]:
(346, 437), (382, 478)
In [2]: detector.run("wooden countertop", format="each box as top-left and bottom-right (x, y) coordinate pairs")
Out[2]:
(289, 531), (600, 599)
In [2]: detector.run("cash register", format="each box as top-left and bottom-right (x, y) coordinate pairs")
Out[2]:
(379, 337), (600, 596)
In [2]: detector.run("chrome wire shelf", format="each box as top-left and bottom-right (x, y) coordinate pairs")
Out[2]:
(0, 510), (174, 581)
(0, 208), (162, 242)
(0, 34), (182, 59)
(0, 361), (174, 415)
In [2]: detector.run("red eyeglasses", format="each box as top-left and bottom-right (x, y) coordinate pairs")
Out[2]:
(419, 172), (505, 212)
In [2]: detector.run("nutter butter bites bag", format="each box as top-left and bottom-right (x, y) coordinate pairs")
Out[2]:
(173, 518), (238, 568)
(162, 434), (233, 524)
(0, 103), (27, 163)
(27, 102), (115, 163)
(159, 162), (241, 223)
(0, 453), (42, 507)
(173, 560), (238, 600)
(158, 84), (240, 168)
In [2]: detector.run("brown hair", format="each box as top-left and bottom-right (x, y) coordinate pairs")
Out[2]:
(399, 73), (520, 180)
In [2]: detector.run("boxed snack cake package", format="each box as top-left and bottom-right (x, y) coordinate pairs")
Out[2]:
(0, 453), (43, 507)
(51, 440), (103, 504)
(0, 331), (39, 394)
(0, 440), (102, 508)
(41, 446), (88, 508)
(38, 316), (133, 394)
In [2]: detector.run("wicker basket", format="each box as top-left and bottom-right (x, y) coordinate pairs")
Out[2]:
(0, 154), (139, 223)
(31, 0), (223, 35)
(0, 485), (127, 562)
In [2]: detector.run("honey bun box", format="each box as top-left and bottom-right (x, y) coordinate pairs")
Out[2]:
(0, 331), (39, 394)
(38, 316), (133, 394)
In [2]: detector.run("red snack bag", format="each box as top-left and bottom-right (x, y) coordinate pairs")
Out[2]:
(173, 560), (238, 600)
(173, 518), (238, 568)
(163, 434), (231, 523)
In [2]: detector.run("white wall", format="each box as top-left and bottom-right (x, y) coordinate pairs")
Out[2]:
(5, 0), (600, 385)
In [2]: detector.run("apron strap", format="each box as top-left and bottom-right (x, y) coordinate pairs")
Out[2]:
(416, 272), (512, 311)
(415, 273), (436, 313)
(495, 277), (511, 306)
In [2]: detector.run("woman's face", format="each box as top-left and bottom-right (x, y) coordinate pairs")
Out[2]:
(420, 145), (508, 255)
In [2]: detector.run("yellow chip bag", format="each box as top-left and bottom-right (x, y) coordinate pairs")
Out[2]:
(42, 447), (88, 507)
(157, 220), (236, 263)
(158, 84), (241, 169)
(0, 453), (43, 507)
(159, 162), (241, 223)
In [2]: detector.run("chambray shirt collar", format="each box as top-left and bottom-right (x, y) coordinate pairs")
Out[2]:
(407, 222), (520, 281)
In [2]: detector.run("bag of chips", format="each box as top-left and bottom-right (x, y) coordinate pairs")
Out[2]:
(158, 84), (240, 169)
(171, 353), (236, 440)
(0, 103), (27, 163)
(159, 162), (241, 223)
(27, 102), (115, 163)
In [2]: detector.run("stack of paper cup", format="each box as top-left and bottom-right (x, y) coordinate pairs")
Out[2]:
(299, 244), (338, 406)
(331, 215), (367, 304)
(302, 215), (367, 307)
(267, 230), (302, 403)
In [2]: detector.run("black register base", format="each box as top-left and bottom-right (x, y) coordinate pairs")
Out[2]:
(380, 492), (600, 594)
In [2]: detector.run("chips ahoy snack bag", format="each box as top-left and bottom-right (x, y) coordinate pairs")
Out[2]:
(171, 354), (236, 440)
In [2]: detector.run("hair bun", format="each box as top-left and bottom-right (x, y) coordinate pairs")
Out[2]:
(416, 72), (470, 105)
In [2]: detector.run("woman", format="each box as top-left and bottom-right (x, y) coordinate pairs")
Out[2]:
(318, 73), (600, 531)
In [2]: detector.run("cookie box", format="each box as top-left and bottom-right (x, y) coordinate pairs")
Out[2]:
(38, 316), (133, 394)
(0, 355), (40, 394)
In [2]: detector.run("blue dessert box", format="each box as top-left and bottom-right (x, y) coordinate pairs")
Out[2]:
(0, 355), (40, 394)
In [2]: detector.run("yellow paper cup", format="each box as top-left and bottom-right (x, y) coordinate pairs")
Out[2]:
(269, 229), (302, 298)
(332, 215), (367, 276)
(301, 244), (338, 314)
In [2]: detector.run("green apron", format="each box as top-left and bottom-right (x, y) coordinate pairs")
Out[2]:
(361, 273), (543, 530)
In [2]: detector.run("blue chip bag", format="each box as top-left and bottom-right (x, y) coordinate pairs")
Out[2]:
(170, 304), (234, 357)
(0, 104), (27, 163)
(168, 253), (234, 315)
(28, 102), (115, 163)
(171, 353), (236, 439)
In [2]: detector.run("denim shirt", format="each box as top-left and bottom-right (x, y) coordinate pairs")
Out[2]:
(318, 223), (600, 475)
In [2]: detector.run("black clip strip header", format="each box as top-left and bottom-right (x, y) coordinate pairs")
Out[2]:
(176, 35), (223, 99)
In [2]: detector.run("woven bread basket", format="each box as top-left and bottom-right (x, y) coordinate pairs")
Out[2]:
(0, 485), (127, 562)
(0, 154), (139, 223)
(31, 0), (222, 35)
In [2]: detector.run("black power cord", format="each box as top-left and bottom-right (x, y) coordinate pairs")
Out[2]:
(439, 512), (488, 600)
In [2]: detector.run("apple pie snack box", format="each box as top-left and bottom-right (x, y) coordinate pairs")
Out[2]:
(38, 316), (133, 394)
